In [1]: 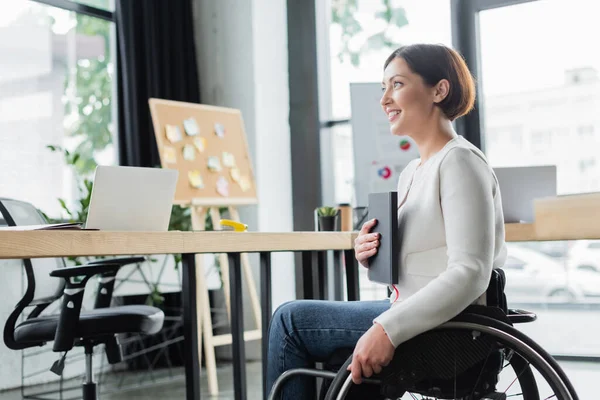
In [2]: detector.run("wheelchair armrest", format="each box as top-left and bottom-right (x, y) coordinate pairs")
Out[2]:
(508, 308), (537, 324)
(50, 263), (122, 352)
(85, 257), (145, 308)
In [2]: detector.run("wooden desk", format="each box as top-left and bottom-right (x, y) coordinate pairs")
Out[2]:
(0, 231), (357, 259)
(506, 193), (600, 242)
(0, 230), (357, 400)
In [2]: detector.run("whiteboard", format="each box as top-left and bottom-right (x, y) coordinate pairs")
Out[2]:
(350, 83), (420, 207)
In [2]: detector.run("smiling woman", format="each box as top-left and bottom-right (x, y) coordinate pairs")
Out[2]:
(267, 43), (508, 400)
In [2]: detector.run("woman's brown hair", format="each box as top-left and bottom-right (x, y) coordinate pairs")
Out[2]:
(384, 44), (476, 121)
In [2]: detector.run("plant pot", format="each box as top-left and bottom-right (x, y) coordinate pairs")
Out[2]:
(318, 215), (338, 231)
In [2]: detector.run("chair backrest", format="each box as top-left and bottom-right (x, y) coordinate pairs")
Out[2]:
(486, 268), (508, 313)
(0, 198), (65, 306)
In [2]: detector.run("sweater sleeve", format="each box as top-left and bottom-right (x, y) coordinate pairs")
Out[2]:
(373, 147), (496, 347)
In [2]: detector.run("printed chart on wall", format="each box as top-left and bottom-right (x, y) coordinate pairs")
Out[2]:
(149, 98), (257, 206)
(350, 83), (420, 207)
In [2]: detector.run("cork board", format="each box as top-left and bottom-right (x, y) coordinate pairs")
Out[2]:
(149, 98), (257, 206)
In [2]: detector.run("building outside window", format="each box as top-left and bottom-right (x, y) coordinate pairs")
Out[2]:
(0, 0), (117, 219)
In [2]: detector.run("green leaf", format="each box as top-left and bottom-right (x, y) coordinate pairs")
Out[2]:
(350, 52), (360, 67)
(390, 7), (408, 28)
(364, 32), (387, 51)
(58, 199), (73, 217)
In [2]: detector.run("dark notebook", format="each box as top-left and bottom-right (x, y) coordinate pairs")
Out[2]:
(367, 191), (399, 285)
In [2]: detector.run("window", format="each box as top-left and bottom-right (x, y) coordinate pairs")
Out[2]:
(480, 0), (600, 196)
(475, 2), (600, 393)
(0, 0), (117, 219)
(72, 0), (114, 11)
(577, 265), (599, 273)
(504, 255), (525, 270)
(324, 0), (452, 206)
(322, 0), (452, 299)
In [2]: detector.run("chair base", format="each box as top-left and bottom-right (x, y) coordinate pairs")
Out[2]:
(83, 382), (97, 400)
(83, 343), (97, 400)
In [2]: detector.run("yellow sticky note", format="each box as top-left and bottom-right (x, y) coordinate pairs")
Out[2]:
(194, 137), (206, 153)
(230, 167), (241, 183)
(239, 175), (251, 192)
(165, 125), (182, 143)
(163, 146), (177, 164)
(188, 170), (204, 189)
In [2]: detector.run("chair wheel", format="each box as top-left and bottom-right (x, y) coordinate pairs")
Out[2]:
(105, 337), (122, 364)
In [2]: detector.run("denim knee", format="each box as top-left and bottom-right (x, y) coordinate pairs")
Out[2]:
(270, 300), (301, 338)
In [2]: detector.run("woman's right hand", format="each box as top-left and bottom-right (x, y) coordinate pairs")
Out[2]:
(354, 218), (380, 268)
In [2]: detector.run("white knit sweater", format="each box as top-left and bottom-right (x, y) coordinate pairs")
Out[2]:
(373, 135), (507, 347)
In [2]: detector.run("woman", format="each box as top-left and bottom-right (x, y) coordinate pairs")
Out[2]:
(267, 43), (507, 399)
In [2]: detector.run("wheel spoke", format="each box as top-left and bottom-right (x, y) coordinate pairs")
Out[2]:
(504, 358), (531, 394)
(469, 342), (497, 398)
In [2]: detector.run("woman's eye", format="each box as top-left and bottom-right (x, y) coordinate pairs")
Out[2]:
(380, 86), (386, 92)
(393, 81), (403, 88)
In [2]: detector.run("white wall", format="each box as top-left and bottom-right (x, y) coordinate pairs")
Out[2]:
(192, 0), (295, 357)
(251, 0), (295, 309)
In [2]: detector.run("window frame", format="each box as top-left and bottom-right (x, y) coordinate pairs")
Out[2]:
(32, 0), (113, 21)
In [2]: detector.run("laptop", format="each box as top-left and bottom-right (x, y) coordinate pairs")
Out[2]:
(493, 165), (557, 223)
(85, 166), (179, 231)
(366, 191), (400, 285)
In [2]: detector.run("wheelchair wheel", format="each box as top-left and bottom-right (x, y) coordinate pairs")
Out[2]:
(325, 313), (578, 400)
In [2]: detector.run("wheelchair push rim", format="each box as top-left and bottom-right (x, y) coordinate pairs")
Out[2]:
(327, 317), (578, 400)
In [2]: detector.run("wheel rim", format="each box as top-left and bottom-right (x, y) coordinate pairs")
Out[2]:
(328, 320), (576, 400)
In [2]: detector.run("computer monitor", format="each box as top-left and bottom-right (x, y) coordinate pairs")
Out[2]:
(493, 165), (557, 223)
(85, 166), (179, 231)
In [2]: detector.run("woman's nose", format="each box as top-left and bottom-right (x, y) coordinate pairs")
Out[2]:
(380, 90), (390, 107)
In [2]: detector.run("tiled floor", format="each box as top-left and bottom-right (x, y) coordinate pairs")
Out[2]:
(1, 360), (598, 399)
(0, 362), (263, 400)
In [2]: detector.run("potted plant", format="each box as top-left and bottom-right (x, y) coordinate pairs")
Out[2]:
(316, 206), (339, 231)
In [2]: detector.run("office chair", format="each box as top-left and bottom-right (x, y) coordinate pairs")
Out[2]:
(0, 198), (165, 400)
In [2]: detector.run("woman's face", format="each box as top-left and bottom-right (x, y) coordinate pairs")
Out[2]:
(380, 57), (440, 137)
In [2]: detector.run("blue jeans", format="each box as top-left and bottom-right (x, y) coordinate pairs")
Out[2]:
(266, 299), (390, 400)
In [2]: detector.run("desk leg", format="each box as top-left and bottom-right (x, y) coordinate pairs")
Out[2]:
(332, 250), (343, 301)
(182, 253), (201, 400)
(317, 251), (327, 300)
(228, 253), (247, 400)
(260, 252), (272, 400)
(301, 251), (315, 300)
(344, 250), (360, 301)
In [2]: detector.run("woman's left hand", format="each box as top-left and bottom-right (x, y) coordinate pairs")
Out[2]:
(347, 323), (395, 384)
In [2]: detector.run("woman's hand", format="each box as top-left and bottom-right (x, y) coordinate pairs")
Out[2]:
(354, 219), (380, 268)
(347, 323), (395, 384)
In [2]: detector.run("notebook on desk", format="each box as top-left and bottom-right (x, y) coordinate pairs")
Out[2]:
(366, 191), (399, 285)
(0, 222), (83, 231)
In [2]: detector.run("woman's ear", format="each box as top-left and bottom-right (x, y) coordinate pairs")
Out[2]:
(433, 79), (450, 103)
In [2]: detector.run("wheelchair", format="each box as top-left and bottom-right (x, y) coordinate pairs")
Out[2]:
(268, 269), (579, 400)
